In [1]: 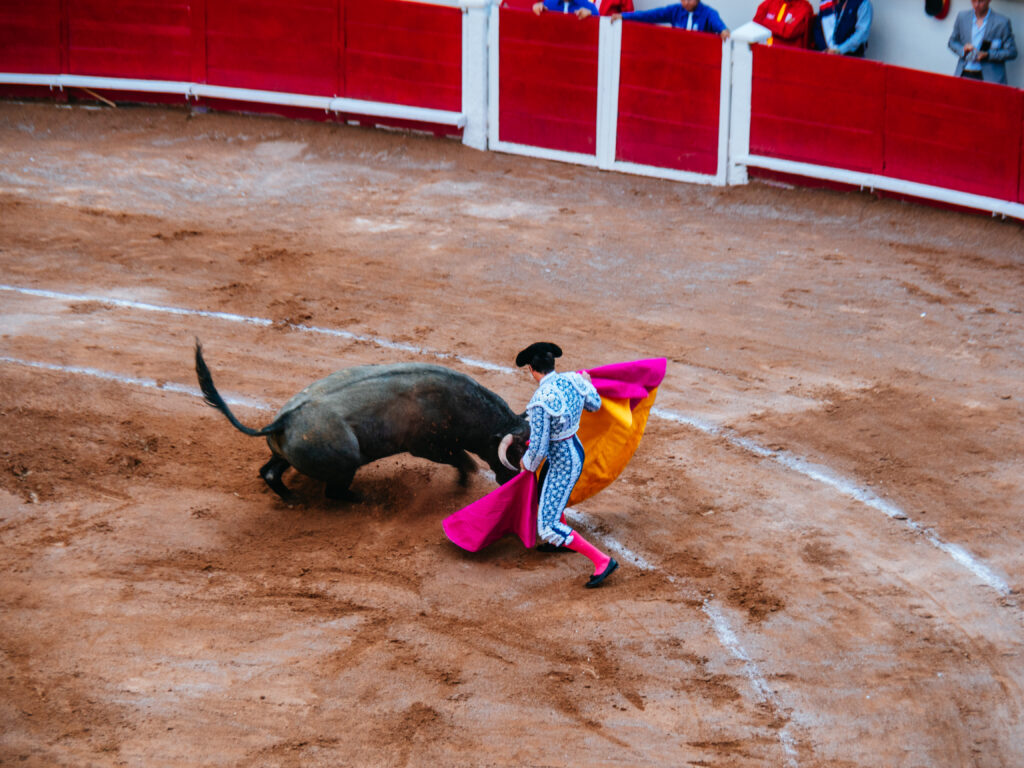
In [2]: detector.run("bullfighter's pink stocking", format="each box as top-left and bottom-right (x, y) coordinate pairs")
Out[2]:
(566, 533), (611, 576)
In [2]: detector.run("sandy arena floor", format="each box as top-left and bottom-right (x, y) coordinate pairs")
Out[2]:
(1, 100), (1022, 767)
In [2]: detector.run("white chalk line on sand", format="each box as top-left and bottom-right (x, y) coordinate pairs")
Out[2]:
(0, 283), (1009, 597)
(0, 284), (516, 375)
(651, 409), (1011, 597)
(703, 599), (801, 768)
(0, 355), (271, 410)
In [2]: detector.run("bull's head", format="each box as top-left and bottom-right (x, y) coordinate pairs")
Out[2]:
(492, 416), (530, 485)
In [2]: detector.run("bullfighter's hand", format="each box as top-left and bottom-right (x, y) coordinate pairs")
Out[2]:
(533, 2), (545, 14)
(575, 8), (592, 18)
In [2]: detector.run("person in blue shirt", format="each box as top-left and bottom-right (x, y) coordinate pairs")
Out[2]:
(811, 0), (873, 57)
(533, 0), (600, 18)
(611, 0), (731, 40)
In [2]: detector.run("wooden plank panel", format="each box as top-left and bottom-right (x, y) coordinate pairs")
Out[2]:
(343, 0), (461, 111)
(884, 65), (1022, 201)
(498, 7), (598, 154)
(0, 1), (63, 73)
(66, 0), (192, 80)
(616, 23), (721, 174)
(206, 0), (339, 95)
(750, 44), (885, 174)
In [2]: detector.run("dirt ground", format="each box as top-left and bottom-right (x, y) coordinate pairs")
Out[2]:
(1, 100), (1022, 768)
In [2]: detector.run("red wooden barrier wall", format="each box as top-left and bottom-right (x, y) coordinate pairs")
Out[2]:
(751, 44), (1024, 204)
(0, 1), (63, 74)
(205, 0), (339, 96)
(66, 0), (193, 82)
(883, 66), (1022, 201)
(1020, 113), (1024, 203)
(345, 0), (461, 111)
(498, 7), (599, 155)
(0, 0), (462, 114)
(750, 45), (885, 174)
(616, 23), (721, 175)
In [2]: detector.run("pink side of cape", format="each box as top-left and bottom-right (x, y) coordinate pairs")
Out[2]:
(441, 471), (537, 552)
(587, 358), (667, 405)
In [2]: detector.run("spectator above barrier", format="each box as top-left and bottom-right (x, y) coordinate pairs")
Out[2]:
(753, 0), (814, 49)
(532, 0), (599, 17)
(613, 0), (730, 41)
(811, 0), (873, 57)
(948, 0), (1018, 85)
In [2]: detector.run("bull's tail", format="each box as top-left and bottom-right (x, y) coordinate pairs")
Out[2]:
(194, 340), (283, 437)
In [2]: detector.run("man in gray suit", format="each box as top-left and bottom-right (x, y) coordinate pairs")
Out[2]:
(948, 0), (1018, 84)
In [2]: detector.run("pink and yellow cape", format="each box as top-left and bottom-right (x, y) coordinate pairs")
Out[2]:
(442, 358), (666, 551)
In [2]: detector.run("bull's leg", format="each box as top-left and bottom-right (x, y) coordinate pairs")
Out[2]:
(259, 455), (294, 501)
(324, 468), (360, 502)
(416, 446), (478, 486)
(453, 449), (477, 487)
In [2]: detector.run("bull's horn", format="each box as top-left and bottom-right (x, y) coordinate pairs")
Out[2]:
(498, 434), (518, 472)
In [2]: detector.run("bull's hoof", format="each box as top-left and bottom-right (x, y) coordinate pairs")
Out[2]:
(325, 484), (361, 502)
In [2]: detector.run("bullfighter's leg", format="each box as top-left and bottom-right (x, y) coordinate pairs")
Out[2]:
(534, 460), (569, 553)
(259, 455), (294, 500)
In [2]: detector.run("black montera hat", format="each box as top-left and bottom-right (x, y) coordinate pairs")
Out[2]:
(515, 342), (563, 368)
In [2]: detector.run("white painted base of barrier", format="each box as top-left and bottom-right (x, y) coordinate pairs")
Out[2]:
(0, 73), (468, 130)
(742, 154), (1024, 220)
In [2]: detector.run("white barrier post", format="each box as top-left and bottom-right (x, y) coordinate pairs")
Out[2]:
(486, 1), (501, 151)
(595, 16), (622, 170)
(726, 22), (770, 186)
(461, 0), (491, 150)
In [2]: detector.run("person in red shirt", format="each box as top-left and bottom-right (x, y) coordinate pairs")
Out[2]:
(753, 0), (813, 48)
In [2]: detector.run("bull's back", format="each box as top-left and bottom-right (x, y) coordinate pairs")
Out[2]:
(275, 363), (502, 460)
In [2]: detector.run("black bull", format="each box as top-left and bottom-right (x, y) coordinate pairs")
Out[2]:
(194, 342), (530, 501)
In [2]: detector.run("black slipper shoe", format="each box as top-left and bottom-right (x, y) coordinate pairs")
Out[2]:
(584, 558), (618, 588)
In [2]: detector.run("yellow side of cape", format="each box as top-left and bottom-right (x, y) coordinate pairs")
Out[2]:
(566, 387), (658, 507)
